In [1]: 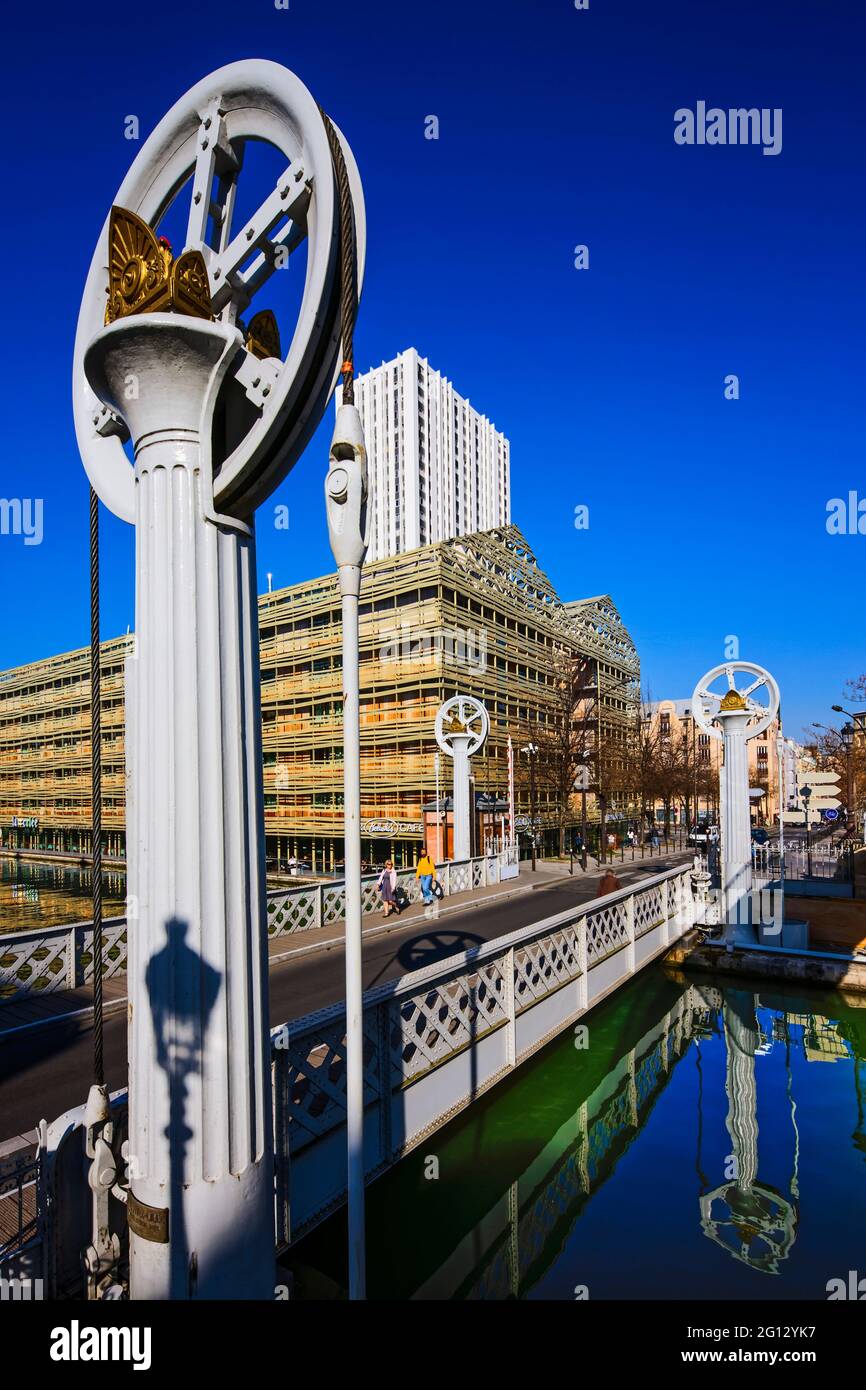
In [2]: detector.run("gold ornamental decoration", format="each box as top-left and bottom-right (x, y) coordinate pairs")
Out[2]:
(719, 689), (748, 712)
(244, 309), (281, 361)
(104, 206), (213, 324)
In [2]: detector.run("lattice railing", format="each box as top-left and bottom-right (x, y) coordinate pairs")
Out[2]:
(1, 849), (516, 1004)
(0, 916), (128, 1003)
(80, 919), (128, 984)
(0, 927), (73, 1001)
(514, 924), (582, 1010)
(272, 865), (698, 1212)
(264, 851), (510, 942)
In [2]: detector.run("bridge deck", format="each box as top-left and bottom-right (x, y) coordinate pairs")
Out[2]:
(0, 861), (579, 1040)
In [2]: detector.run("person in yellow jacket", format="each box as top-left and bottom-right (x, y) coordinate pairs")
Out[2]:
(415, 852), (436, 905)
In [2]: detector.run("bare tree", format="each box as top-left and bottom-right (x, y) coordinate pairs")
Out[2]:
(522, 646), (598, 856)
(614, 692), (663, 843)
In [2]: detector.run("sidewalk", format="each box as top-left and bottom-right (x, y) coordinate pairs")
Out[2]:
(0, 851), (691, 1041)
(0, 861), (572, 1040)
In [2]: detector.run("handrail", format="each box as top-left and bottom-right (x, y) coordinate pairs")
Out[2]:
(0, 846), (521, 1003)
(277, 862), (690, 1034)
(271, 862), (698, 1243)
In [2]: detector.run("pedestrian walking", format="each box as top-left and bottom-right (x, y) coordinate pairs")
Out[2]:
(599, 869), (622, 895)
(377, 859), (398, 918)
(416, 851), (437, 905)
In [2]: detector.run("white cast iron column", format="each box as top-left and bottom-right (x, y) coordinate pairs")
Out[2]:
(84, 315), (274, 1300)
(717, 705), (753, 938)
(451, 734), (472, 860)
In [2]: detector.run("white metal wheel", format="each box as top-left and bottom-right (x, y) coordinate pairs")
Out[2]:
(73, 58), (366, 523)
(691, 662), (780, 742)
(435, 696), (490, 757)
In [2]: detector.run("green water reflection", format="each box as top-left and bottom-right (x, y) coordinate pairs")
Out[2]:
(290, 966), (866, 1300)
(0, 857), (126, 933)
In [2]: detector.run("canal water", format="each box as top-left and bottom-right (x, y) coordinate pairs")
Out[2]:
(0, 857), (126, 934)
(286, 965), (866, 1300)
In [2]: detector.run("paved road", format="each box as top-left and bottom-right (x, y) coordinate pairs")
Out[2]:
(0, 854), (689, 1141)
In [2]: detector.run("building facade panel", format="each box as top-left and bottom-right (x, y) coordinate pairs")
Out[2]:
(0, 527), (639, 872)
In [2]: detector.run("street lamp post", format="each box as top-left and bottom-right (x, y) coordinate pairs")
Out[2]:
(434, 751), (442, 861)
(325, 404), (370, 1303)
(831, 705), (866, 830)
(521, 742), (538, 871)
(841, 724), (855, 830)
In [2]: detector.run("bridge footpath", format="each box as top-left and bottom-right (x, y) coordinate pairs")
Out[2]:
(1, 858), (698, 1290)
(0, 851), (692, 1146)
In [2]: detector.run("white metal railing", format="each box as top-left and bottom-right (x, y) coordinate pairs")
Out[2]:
(271, 862), (697, 1244)
(0, 861), (696, 1286)
(0, 846), (521, 1004)
(264, 845), (518, 939)
(752, 839), (861, 886)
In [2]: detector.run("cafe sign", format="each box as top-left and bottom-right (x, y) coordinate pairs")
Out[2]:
(361, 819), (423, 836)
(11, 816), (39, 829)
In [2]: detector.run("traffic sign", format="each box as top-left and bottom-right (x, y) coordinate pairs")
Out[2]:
(824, 808), (840, 822)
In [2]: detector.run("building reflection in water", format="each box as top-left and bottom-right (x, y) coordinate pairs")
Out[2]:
(425, 984), (706, 1300)
(0, 857), (126, 932)
(289, 970), (866, 1300)
(428, 983), (862, 1299)
(697, 985), (799, 1274)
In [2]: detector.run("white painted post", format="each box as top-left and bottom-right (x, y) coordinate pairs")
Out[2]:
(691, 664), (781, 947)
(577, 914), (589, 1013)
(72, 59), (368, 1303)
(504, 947), (516, 1068)
(625, 894), (636, 975)
(717, 706), (755, 936)
(451, 734), (472, 862)
(326, 403), (370, 1302)
(435, 697), (489, 865)
(84, 317), (274, 1300)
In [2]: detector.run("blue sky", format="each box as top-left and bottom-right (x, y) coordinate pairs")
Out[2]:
(0, 0), (863, 738)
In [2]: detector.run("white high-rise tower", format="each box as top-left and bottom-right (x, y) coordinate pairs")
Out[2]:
(350, 347), (510, 561)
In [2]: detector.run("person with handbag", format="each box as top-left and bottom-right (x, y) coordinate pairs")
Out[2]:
(377, 859), (398, 918)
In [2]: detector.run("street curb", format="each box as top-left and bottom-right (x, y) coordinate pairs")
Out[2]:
(0, 873), (575, 1040)
(267, 872), (580, 963)
(0, 856), (690, 1042)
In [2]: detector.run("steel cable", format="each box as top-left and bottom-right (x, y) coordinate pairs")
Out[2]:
(320, 107), (357, 406)
(89, 485), (104, 1087)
